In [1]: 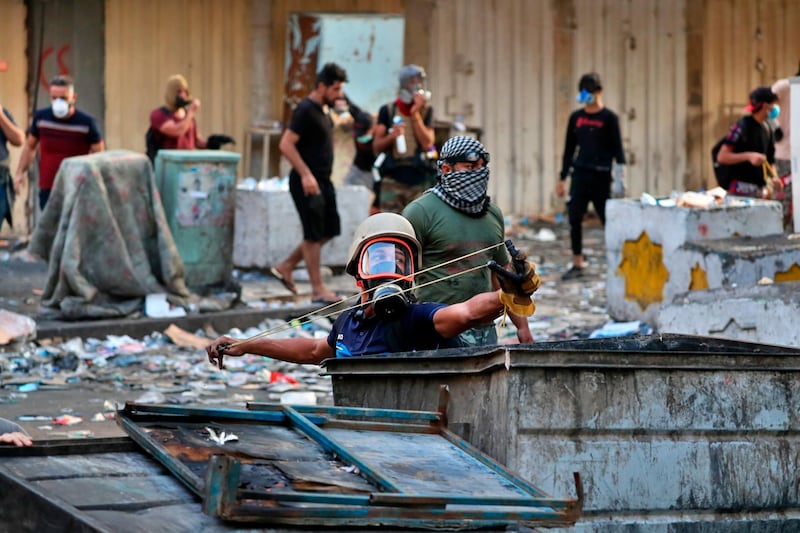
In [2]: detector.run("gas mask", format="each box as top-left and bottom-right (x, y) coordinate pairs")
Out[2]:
(51, 98), (70, 119)
(399, 84), (431, 105)
(357, 239), (415, 319)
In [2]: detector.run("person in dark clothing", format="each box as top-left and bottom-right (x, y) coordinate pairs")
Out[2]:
(372, 65), (437, 213)
(206, 213), (541, 368)
(0, 96), (25, 230)
(335, 96), (379, 213)
(272, 63), (348, 305)
(716, 86), (782, 198)
(556, 72), (625, 280)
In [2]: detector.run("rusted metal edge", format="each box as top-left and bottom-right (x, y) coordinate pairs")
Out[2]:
(209, 453), (579, 527)
(323, 348), (800, 375)
(246, 401), (442, 422)
(0, 437), (136, 457)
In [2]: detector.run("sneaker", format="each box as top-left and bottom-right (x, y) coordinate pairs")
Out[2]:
(561, 265), (586, 280)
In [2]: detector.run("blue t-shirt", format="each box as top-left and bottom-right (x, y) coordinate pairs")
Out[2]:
(328, 302), (447, 358)
(0, 108), (16, 162)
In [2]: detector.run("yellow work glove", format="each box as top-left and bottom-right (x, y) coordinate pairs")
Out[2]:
(498, 290), (536, 317)
(488, 240), (541, 317)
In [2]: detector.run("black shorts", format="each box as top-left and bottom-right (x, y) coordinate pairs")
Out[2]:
(289, 173), (341, 242)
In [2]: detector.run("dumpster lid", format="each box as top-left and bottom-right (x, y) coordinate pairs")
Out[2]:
(323, 334), (800, 376)
(117, 402), (582, 529)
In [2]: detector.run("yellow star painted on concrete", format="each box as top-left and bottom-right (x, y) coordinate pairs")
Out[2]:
(689, 262), (709, 291)
(615, 231), (670, 311)
(775, 263), (800, 283)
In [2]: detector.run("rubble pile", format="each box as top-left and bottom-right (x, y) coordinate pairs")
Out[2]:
(0, 221), (622, 438)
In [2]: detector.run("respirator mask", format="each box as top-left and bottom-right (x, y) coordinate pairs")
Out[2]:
(51, 98), (70, 119)
(357, 239), (415, 319)
(399, 83), (431, 105)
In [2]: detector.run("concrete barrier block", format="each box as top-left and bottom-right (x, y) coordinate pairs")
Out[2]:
(669, 233), (800, 292)
(233, 185), (371, 269)
(605, 199), (784, 324)
(658, 282), (800, 347)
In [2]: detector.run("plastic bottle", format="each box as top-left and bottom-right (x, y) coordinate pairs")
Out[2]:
(372, 152), (386, 183)
(392, 116), (407, 154)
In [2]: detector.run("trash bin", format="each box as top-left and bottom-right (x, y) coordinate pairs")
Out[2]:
(154, 149), (240, 289)
(324, 334), (800, 530)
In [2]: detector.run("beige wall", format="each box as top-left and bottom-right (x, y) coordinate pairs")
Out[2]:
(700, 0), (800, 189)
(0, 0), (29, 236)
(425, 0), (689, 216)
(6, 0), (800, 229)
(105, 0), (252, 155)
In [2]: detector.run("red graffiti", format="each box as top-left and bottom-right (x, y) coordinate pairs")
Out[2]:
(39, 44), (71, 90)
(697, 223), (709, 237)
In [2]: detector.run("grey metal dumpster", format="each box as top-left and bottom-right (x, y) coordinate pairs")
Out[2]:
(325, 334), (800, 532)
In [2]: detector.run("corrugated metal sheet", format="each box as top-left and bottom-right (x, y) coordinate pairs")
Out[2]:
(700, 0), (800, 189)
(426, 0), (687, 216)
(8, 0), (800, 222)
(104, 0), (252, 155)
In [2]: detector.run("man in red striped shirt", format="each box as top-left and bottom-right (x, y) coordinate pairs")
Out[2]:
(14, 75), (104, 210)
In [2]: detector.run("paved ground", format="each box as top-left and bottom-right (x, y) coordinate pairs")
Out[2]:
(0, 219), (612, 441)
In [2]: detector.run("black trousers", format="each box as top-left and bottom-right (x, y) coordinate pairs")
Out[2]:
(567, 169), (611, 256)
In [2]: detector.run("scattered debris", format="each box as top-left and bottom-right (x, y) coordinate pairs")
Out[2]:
(0, 309), (36, 345)
(206, 426), (239, 445)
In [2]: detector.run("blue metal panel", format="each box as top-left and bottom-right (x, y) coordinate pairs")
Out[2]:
(116, 401), (582, 529)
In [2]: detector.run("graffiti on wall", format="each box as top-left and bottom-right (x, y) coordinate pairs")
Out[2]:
(39, 44), (71, 89)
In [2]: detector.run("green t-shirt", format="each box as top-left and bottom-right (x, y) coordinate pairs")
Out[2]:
(402, 192), (509, 309)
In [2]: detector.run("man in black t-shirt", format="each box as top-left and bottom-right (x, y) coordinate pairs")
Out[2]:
(556, 72), (626, 280)
(272, 63), (348, 305)
(716, 86), (782, 198)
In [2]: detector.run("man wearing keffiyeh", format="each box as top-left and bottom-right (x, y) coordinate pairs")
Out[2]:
(402, 136), (534, 346)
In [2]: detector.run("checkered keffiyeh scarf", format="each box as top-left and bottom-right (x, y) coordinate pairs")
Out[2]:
(432, 136), (490, 216)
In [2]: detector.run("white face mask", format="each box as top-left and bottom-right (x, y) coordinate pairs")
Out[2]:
(51, 98), (70, 119)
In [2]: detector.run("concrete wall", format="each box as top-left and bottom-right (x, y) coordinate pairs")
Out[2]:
(327, 337), (800, 530)
(605, 198), (784, 324)
(233, 186), (370, 269)
(658, 282), (800, 347)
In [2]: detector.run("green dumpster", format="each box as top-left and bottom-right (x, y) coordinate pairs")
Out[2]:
(154, 149), (240, 289)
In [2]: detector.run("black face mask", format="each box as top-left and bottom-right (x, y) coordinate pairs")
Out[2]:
(175, 95), (192, 108)
(363, 280), (411, 319)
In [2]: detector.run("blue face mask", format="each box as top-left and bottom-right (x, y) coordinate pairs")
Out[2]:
(576, 89), (595, 105)
(768, 104), (781, 120)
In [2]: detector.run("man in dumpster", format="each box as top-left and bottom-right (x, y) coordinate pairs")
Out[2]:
(206, 213), (540, 367)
